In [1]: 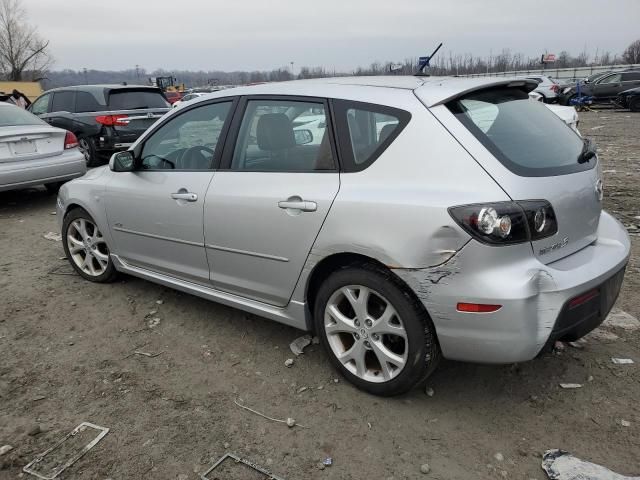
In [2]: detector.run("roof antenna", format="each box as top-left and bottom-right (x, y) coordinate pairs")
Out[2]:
(415, 43), (443, 77)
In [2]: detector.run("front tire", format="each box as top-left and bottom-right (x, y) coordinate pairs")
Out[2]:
(314, 265), (440, 396)
(62, 208), (117, 283)
(630, 97), (640, 112)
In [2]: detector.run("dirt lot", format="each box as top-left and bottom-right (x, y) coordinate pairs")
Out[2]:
(1, 109), (639, 480)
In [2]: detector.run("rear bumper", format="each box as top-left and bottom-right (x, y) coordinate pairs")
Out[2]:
(0, 149), (86, 192)
(394, 211), (630, 363)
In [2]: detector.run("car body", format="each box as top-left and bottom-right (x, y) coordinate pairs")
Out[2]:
(172, 92), (206, 108)
(164, 91), (183, 105)
(615, 87), (640, 111)
(529, 92), (580, 133)
(522, 75), (560, 102)
(0, 102), (85, 192)
(558, 70), (640, 105)
(57, 76), (630, 395)
(28, 85), (171, 167)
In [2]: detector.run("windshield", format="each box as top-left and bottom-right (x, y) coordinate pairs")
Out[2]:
(0, 104), (46, 127)
(107, 90), (170, 110)
(447, 87), (592, 177)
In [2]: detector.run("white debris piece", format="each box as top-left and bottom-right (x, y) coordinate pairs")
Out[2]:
(44, 232), (62, 241)
(542, 449), (640, 480)
(0, 445), (13, 456)
(284, 358), (294, 368)
(559, 383), (583, 389)
(603, 310), (640, 331)
(425, 387), (435, 397)
(620, 420), (631, 427)
(289, 334), (312, 356)
(611, 358), (634, 365)
(494, 453), (504, 462)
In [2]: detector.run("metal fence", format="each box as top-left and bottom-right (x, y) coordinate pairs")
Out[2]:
(463, 64), (640, 81)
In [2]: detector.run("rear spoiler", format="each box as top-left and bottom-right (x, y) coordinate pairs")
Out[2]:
(417, 78), (539, 107)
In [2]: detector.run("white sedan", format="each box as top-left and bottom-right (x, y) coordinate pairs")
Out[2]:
(172, 92), (207, 109)
(0, 102), (86, 193)
(529, 91), (580, 134)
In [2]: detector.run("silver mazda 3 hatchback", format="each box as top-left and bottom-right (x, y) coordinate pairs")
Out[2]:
(57, 76), (630, 396)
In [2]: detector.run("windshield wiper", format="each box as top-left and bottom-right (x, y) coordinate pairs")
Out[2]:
(578, 138), (597, 164)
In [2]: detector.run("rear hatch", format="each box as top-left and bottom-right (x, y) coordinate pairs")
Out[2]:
(0, 126), (65, 163)
(103, 88), (170, 141)
(423, 83), (601, 264)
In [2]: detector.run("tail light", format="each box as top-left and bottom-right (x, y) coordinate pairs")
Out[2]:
(95, 114), (129, 126)
(551, 84), (560, 93)
(64, 131), (78, 149)
(449, 200), (558, 245)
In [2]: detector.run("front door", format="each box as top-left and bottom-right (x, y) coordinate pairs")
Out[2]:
(104, 100), (235, 283)
(204, 97), (340, 306)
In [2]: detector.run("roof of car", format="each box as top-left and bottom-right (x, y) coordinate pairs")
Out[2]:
(197, 75), (535, 107)
(42, 84), (161, 94)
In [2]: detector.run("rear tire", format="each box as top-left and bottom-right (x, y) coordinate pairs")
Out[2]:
(314, 264), (441, 396)
(45, 182), (63, 194)
(78, 136), (101, 168)
(630, 97), (640, 112)
(62, 208), (118, 283)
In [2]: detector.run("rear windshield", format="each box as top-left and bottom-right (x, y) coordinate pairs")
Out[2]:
(107, 90), (170, 110)
(0, 104), (45, 127)
(447, 87), (591, 177)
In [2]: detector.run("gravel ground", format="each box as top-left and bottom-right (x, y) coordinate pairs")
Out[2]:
(1, 109), (639, 479)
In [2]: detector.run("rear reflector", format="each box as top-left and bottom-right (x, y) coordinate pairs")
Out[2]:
(95, 114), (129, 126)
(568, 289), (600, 309)
(64, 131), (78, 149)
(456, 303), (502, 313)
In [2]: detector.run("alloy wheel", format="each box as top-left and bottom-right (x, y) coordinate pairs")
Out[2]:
(324, 285), (408, 383)
(66, 218), (110, 277)
(78, 138), (92, 165)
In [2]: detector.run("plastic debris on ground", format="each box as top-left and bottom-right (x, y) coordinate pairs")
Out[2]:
(43, 232), (62, 242)
(323, 457), (333, 466)
(603, 310), (640, 331)
(542, 449), (640, 480)
(611, 358), (634, 365)
(559, 383), (583, 389)
(23, 422), (109, 479)
(200, 453), (285, 480)
(290, 334), (313, 356)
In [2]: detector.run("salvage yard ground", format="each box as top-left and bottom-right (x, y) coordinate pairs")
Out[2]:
(1, 109), (639, 479)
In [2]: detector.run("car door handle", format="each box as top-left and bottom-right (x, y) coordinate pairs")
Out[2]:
(171, 192), (198, 202)
(278, 199), (317, 212)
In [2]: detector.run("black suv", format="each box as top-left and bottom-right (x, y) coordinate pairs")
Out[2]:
(558, 70), (640, 105)
(29, 85), (171, 166)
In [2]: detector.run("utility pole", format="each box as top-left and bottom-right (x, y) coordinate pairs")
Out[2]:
(290, 61), (295, 78)
(83, 68), (88, 85)
(135, 64), (140, 81)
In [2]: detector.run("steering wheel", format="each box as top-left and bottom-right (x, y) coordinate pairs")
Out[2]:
(177, 145), (215, 169)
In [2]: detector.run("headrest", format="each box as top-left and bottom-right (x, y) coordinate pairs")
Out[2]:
(257, 113), (295, 151)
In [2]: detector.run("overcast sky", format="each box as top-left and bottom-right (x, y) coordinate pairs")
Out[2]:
(22, 0), (640, 72)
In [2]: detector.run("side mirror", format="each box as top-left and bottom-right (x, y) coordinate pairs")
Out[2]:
(109, 151), (135, 172)
(294, 129), (313, 145)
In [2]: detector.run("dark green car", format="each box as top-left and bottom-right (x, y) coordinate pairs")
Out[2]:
(558, 70), (640, 105)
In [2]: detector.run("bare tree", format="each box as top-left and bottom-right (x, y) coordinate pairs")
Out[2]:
(622, 39), (640, 64)
(0, 0), (52, 81)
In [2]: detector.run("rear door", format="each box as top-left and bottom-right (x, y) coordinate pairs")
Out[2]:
(43, 90), (76, 131)
(104, 99), (235, 283)
(424, 85), (601, 264)
(203, 96), (340, 306)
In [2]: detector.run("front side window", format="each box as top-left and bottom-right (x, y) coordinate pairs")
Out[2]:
(51, 91), (76, 112)
(30, 94), (50, 115)
(332, 100), (410, 172)
(598, 74), (621, 84)
(140, 101), (231, 170)
(231, 99), (335, 171)
(448, 87), (589, 177)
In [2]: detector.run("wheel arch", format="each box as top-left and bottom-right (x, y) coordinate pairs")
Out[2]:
(303, 251), (428, 332)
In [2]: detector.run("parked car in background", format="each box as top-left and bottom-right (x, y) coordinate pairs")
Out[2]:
(0, 102), (85, 193)
(164, 91), (183, 105)
(615, 87), (640, 112)
(57, 76), (629, 396)
(529, 92), (580, 133)
(522, 75), (559, 102)
(558, 70), (640, 105)
(28, 85), (171, 167)
(172, 92), (206, 108)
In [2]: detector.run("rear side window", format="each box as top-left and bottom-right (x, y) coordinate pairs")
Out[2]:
(447, 87), (590, 177)
(76, 92), (104, 113)
(107, 90), (170, 110)
(333, 100), (410, 172)
(51, 91), (76, 112)
(622, 72), (640, 81)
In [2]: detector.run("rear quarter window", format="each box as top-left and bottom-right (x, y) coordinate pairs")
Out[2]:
(447, 87), (591, 177)
(332, 100), (411, 172)
(107, 90), (170, 110)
